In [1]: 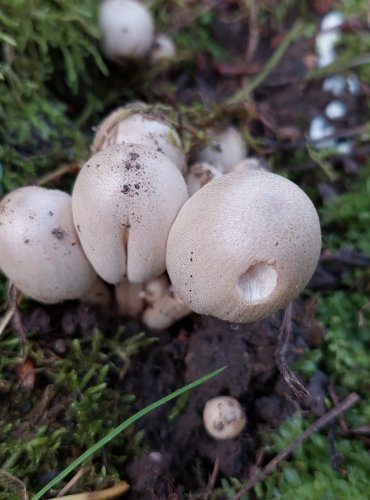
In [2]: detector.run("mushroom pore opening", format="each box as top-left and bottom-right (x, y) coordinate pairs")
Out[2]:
(236, 263), (277, 303)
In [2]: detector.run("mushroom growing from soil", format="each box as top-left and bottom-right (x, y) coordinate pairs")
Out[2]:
(72, 143), (188, 285)
(0, 186), (107, 304)
(91, 106), (186, 172)
(196, 126), (247, 174)
(98, 0), (155, 62)
(166, 170), (321, 323)
(186, 162), (222, 196)
(203, 396), (246, 440)
(141, 274), (191, 329)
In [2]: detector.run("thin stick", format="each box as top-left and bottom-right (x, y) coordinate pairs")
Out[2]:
(328, 420), (344, 471)
(232, 392), (360, 499)
(245, 0), (259, 63)
(0, 306), (15, 338)
(226, 21), (303, 105)
(275, 303), (310, 399)
(204, 457), (220, 499)
(37, 163), (82, 187)
(57, 468), (89, 497)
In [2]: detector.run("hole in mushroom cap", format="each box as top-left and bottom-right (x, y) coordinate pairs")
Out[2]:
(236, 263), (277, 303)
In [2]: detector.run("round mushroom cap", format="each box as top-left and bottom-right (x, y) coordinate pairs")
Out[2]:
(166, 171), (321, 323)
(0, 187), (98, 304)
(99, 0), (154, 61)
(150, 33), (176, 62)
(203, 396), (246, 440)
(72, 143), (188, 285)
(186, 162), (222, 197)
(196, 126), (247, 174)
(92, 109), (186, 172)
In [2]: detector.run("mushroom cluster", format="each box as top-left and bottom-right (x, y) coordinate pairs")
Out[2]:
(0, 104), (321, 330)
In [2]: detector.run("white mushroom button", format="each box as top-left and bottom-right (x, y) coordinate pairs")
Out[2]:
(186, 162), (222, 196)
(196, 126), (247, 174)
(142, 287), (192, 329)
(91, 107), (186, 173)
(203, 396), (246, 440)
(72, 143), (188, 285)
(98, 0), (154, 62)
(166, 171), (321, 323)
(0, 187), (103, 304)
(150, 33), (176, 62)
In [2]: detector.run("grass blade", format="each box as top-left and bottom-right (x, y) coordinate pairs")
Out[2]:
(31, 365), (226, 500)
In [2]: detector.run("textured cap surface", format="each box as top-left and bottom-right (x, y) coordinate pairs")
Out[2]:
(72, 143), (188, 284)
(0, 187), (97, 303)
(166, 171), (321, 323)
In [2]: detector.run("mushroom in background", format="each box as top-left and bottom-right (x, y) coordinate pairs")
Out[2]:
(91, 106), (186, 173)
(231, 157), (270, 174)
(196, 126), (247, 174)
(98, 0), (154, 62)
(72, 143), (188, 285)
(0, 187), (109, 305)
(186, 162), (222, 196)
(150, 34), (176, 63)
(166, 170), (321, 323)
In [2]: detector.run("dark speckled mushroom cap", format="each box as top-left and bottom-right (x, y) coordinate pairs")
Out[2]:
(166, 170), (321, 323)
(72, 143), (188, 285)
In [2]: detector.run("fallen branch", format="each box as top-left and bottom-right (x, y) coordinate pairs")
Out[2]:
(232, 392), (360, 499)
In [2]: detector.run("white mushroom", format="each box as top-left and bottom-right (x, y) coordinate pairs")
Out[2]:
(231, 157), (270, 174)
(166, 170), (321, 323)
(0, 187), (107, 304)
(196, 126), (247, 174)
(150, 33), (176, 62)
(91, 106), (186, 172)
(142, 284), (191, 329)
(203, 396), (246, 440)
(139, 274), (169, 304)
(186, 162), (222, 196)
(98, 0), (154, 62)
(72, 143), (188, 285)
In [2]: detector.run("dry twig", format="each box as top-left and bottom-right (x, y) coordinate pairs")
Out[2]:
(232, 392), (360, 499)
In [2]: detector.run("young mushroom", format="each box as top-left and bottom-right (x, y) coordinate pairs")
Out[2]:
(186, 162), (222, 196)
(91, 106), (186, 172)
(72, 143), (188, 285)
(196, 126), (247, 174)
(141, 274), (191, 329)
(150, 34), (176, 63)
(0, 187), (108, 304)
(203, 396), (246, 440)
(98, 0), (154, 62)
(166, 170), (321, 323)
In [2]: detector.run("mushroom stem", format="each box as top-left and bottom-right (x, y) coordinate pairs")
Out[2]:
(115, 279), (144, 316)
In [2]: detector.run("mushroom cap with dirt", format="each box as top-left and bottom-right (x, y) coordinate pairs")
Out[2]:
(0, 186), (106, 304)
(72, 143), (188, 285)
(166, 170), (321, 323)
(98, 0), (154, 62)
(196, 126), (247, 174)
(91, 106), (186, 172)
(203, 396), (246, 440)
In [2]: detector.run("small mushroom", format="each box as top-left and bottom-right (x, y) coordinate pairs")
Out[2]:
(166, 170), (321, 323)
(231, 157), (270, 174)
(136, 274), (191, 329)
(91, 106), (186, 172)
(72, 143), (188, 285)
(196, 126), (247, 174)
(0, 186), (108, 304)
(150, 33), (176, 62)
(203, 396), (246, 440)
(186, 162), (222, 196)
(98, 0), (154, 62)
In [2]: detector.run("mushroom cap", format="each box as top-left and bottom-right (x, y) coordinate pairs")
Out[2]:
(203, 396), (246, 440)
(196, 126), (247, 173)
(0, 187), (98, 303)
(72, 143), (188, 285)
(166, 171), (321, 323)
(98, 0), (154, 61)
(186, 162), (222, 197)
(150, 33), (176, 62)
(91, 108), (186, 172)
